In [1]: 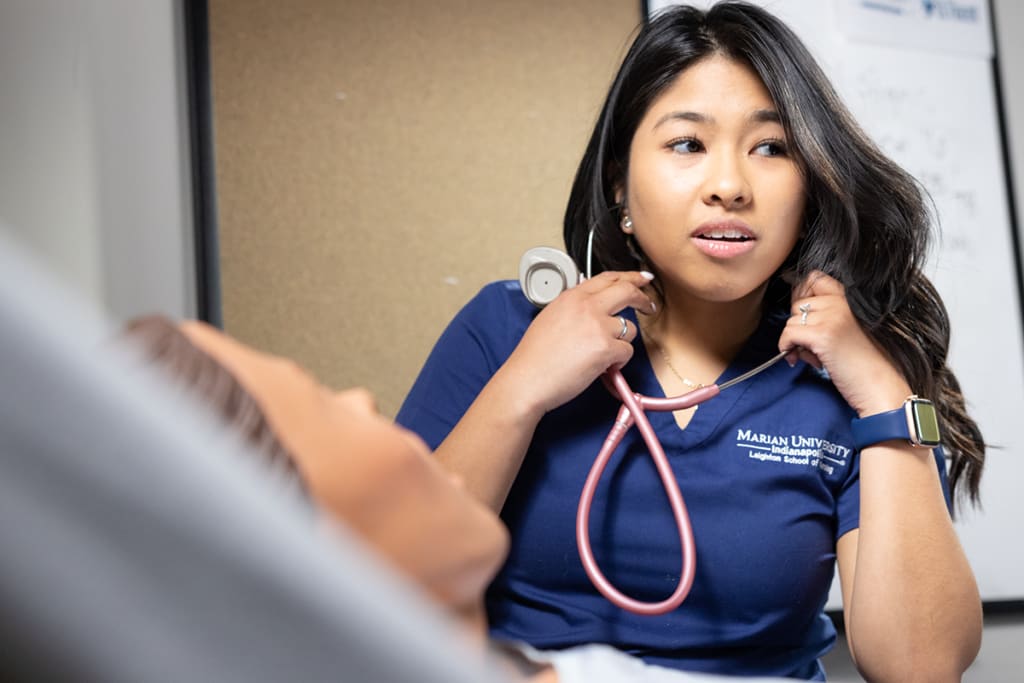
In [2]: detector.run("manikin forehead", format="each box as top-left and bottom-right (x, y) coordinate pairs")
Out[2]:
(179, 320), (355, 474)
(179, 321), (274, 385)
(179, 321), (393, 435)
(178, 321), (321, 415)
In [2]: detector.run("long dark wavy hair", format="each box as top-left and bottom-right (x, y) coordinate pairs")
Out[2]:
(563, 1), (984, 507)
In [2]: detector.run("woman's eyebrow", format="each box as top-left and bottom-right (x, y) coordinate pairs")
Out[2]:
(750, 108), (781, 124)
(652, 107), (781, 131)
(652, 110), (707, 130)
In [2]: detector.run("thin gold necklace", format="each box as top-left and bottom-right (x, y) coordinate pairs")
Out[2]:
(640, 326), (705, 390)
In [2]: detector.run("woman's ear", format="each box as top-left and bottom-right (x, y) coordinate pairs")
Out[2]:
(613, 183), (635, 234)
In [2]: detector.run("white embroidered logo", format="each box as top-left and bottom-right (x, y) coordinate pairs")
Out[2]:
(735, 428), (850, 475)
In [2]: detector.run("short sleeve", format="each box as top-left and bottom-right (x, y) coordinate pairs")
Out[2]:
(396, 281), (535, 450)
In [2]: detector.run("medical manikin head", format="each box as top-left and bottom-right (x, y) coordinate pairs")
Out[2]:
(125, 317), (508, 631)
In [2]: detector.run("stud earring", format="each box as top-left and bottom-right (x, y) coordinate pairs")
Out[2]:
(621, 214), (634, 232)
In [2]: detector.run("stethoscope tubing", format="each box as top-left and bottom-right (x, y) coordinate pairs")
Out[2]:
(576, 349), (790, 615)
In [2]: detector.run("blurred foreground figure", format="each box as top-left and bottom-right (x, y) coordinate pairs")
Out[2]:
(0, 232), (509, 683)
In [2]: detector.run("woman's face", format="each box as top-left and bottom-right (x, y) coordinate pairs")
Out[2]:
(179, 321), (508, 624)
(621, 54), (805, 307)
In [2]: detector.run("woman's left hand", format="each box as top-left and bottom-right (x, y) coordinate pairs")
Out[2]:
(778, 271), (913, 417)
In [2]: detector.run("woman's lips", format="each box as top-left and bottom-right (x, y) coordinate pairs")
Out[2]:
(691, 221), (756, 258)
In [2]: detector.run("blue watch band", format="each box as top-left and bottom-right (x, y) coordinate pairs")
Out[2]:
(850, 407), (909, 449)
(850, 396), (941, 449)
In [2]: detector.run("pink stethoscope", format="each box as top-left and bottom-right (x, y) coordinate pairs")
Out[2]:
(578, 350), (789, 615)
(521, 231), (790, 616)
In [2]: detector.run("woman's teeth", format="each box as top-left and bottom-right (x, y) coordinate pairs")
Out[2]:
(699, 229), (750, 241)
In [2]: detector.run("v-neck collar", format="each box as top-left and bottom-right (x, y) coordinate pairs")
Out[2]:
(620, 308), (788, 451)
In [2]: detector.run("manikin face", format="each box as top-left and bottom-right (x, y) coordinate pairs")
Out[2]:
(622, 54), (806, 307)
(179, 322), (508, 626)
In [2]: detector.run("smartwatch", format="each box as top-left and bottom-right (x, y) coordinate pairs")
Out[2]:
(850, 395), (941, 449)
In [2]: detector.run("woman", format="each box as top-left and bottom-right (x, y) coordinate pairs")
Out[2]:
(396, 2), (984, 680)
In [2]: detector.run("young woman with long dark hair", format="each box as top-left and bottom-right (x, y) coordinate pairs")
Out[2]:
(397, 2), (984, 680)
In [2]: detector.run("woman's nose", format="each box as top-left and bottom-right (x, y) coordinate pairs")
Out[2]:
(701, 153), (751, 210)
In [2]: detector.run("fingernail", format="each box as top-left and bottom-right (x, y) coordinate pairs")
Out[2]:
(640, 270), (655, 281)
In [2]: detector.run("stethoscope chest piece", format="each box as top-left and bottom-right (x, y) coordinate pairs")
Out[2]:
(519, 247), (580, 308)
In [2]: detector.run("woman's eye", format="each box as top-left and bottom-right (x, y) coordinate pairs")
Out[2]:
(669, 138), (703, 154)
(753, 139), (788, 157)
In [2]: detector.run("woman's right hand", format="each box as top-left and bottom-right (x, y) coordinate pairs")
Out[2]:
(499, 270), (656, 418)
(432, 270), (656, 511)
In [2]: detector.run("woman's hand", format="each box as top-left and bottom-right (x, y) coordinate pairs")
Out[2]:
(499, 270), (656, 418)
(778, 271), (912, 417)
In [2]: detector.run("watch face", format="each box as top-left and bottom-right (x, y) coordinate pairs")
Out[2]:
(911, 399), (941, 446)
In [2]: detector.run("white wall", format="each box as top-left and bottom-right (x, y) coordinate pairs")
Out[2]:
(0, 0), (195, 321)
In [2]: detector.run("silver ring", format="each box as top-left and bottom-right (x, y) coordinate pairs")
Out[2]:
(616, 315), (629, 340)
(799, 303), (811, 326)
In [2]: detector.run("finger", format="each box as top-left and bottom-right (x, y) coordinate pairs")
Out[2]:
(578, 269), (655, 294)
(575, 269), (626, 292)
(790, 289), (846, 323)
(789, 297), (829, 327)
(605, 325), (639, 371)
(592, 277), (657, 315)
(608, 315), (637, 344)
(792, 271), (844, 303)
(791, 300), (812, 327)
(780, 330), (822, 369)
(797, 347), (823, 369)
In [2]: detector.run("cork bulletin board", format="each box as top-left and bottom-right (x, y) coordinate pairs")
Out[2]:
(207, 0), (641, 416)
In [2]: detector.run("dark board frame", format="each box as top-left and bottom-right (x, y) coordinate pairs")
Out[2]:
(183, 0), (222, 327)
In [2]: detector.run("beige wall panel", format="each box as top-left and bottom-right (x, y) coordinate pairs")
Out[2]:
(209, 0), (641, 416)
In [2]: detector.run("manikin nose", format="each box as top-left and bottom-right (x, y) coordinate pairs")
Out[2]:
(334, 387), (378, 416)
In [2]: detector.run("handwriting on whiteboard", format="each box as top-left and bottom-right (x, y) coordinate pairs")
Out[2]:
(838, 58), (986, 263)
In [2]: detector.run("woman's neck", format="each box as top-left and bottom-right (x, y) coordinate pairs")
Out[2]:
(636, 285), (767, 427)
(640, 285), (766, 367)
(638, 286), (770, 387)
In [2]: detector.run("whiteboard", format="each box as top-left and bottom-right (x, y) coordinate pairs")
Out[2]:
(648, 0), (1024, 605)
